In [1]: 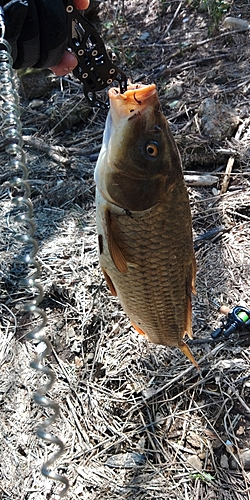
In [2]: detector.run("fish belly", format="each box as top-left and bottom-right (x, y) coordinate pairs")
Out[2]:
(96, 181), (195, 349)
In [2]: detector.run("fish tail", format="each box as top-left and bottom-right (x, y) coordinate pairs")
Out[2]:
(179, 341), (199, 370)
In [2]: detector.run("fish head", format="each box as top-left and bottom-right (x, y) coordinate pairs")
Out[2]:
(95, 83), (183, 211)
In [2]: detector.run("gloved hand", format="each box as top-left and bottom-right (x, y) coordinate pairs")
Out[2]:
(2, 0), (89, 72)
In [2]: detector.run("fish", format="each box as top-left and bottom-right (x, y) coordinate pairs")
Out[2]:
(94, 83), (198, 368)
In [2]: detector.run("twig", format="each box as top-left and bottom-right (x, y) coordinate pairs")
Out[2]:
(159, 1), (183, 42)
(155, 53), (228, 78)
(139, 409), (162, 464)
(220, 156), (236, 195)
(184, 174), (219, 186)
(193, 401), (242, 469)
(156, 30), (246, 78)
(143, 343), (226, 401)
(220, 118), (250, 194)
(23, 136), (70, 165)
(65, 395), (90, 448)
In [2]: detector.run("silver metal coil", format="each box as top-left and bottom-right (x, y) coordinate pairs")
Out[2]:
(0, 27), (69, 497)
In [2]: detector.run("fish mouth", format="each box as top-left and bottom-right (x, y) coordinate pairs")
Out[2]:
(108, 83), (157, 120)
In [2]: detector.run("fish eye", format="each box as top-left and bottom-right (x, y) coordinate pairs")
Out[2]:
(145, 141), (159, 157)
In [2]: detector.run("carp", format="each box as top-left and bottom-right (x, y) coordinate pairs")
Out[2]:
(94, 83), (198, 368)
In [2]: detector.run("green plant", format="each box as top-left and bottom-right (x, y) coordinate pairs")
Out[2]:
(205, 0), (229, 26)
(188, 0), (230, 34)
(189, 472), (215, 483)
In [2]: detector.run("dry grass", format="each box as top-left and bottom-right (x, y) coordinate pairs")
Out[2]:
(1, 0), (250, 499)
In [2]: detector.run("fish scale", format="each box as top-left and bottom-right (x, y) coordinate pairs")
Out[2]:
(95, 83), (198, 368)
(96, 183), (194, 346)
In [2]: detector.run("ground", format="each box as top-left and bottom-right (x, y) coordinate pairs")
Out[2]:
(1, 0), (250, 499)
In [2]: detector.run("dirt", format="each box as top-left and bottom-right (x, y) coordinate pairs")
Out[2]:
(0, 0), (250, 499)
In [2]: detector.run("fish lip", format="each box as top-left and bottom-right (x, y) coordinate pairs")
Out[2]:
(108, 83), (157, 118)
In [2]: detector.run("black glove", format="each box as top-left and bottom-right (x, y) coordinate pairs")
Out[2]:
(2, 0), (68, 69)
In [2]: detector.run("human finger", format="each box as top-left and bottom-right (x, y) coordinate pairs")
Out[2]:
(73, 0), (90, 9)
(50, 51), (79, 76)
(50, 0), (90, 75)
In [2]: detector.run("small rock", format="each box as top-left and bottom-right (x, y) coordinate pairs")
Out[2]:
(29, 99), (44, 109)
(50, 98), (91, 132)
(231, 449), (250, 470)
(225, 440), (234, 453)
(89, 152), (99, 162)
(212, 437), (222, 449)
(70, 340), (80, 353)
(18, 68), (55, 99)
(214, 75), (228, 85)
(85, 352), (94, 362)
(169, 100), (180, 109)
(198, 98), (240, 141)
(206, 492), (217, 499)
(224, 17), (249, 31)
(67, 326), (75, 338)
(187, 454), (203, 470)
(35, 341), (47, 354)
(140, 31), (150, 41)
(106, 452), (146, 469)
(236, 425), (245, 436)
(142, 386), (157, 399)
(112, 323), (120, 334)
(186, 431), (201, 448)
(165, 85), (183, 100)
(220, 454), (229, 468)
(75, 356), (84, 368)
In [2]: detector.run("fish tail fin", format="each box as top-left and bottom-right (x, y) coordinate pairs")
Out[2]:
(179, 341), (199, 370)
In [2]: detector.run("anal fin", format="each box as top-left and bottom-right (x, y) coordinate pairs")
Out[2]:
(191, 254), (197, 295)
(185, 296), (193, 340)
(131, 321), (146, 337)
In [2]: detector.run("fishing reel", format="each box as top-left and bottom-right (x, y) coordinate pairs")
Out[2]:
(211, 306), (250, 339)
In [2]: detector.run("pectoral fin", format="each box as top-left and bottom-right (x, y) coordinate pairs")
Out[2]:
(105, 209), (128, 274)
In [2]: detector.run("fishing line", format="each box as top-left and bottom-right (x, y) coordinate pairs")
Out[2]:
(0, 9), (69, 496)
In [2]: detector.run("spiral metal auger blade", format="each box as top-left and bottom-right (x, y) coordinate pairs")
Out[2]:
(0, 10), (69, 497)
